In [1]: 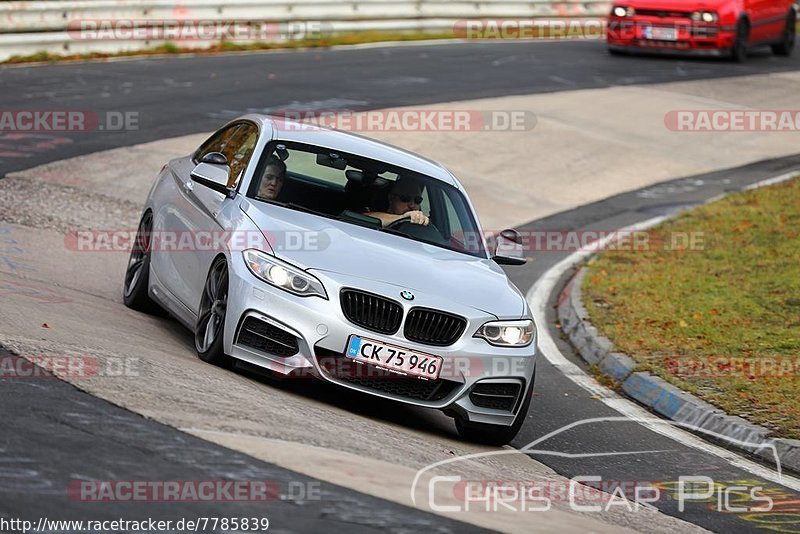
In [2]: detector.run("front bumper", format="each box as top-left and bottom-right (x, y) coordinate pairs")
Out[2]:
(224, 252), (537, 426)
(607, 18), (736, 55)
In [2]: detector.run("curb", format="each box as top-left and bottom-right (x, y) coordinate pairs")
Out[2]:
(558, 267), (800, 475)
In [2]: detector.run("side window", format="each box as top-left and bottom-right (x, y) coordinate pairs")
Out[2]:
(194, 125), (240, 164)
(224, 124), (259, 188)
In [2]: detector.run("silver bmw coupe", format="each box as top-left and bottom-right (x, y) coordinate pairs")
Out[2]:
(124, 114), (537, 445)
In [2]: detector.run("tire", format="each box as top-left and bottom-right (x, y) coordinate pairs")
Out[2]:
(771, 12), (796, 56)
(731, 20), (749, 62)
(455, 376), (535, 447)
(195, 257), (231, 367)
(123, 211), (162, 314)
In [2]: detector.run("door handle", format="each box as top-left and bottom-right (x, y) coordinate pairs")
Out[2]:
(183, 180), (193, 193)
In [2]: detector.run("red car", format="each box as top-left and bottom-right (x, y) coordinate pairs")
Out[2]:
(607, 0), (796, 60)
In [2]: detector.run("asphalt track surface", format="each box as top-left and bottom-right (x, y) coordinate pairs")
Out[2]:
(0, 347), (483, 533)
(1, 39), (800, 176)
(2, 39), (800, 533)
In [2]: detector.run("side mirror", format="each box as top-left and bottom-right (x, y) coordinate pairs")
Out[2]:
(190, 156), (234, 198)
(201, 151), (228, 165)
(492, 228), (527, 266)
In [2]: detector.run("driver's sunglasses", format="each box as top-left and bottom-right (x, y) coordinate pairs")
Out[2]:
(395, 194), (423, 204)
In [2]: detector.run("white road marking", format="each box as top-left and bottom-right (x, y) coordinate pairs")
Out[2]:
(548, 75), (577, 86)
(743, 170), (798, 191)
(491, 55), (518, 66)
(525, 172), (800, 492)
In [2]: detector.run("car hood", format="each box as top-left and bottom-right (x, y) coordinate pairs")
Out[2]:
(240, 199), (526, 318)
(621, 0), (728, 9)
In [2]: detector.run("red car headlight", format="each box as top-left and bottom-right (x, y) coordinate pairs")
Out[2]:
(612, 5), (636, 16)
(691, 11), (719, 23)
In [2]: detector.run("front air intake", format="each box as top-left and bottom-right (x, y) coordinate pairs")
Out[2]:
(236, 316), (299, 357)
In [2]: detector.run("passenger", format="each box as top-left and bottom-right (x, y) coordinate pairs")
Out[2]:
(258, 158), (286, 200)
(366, 177), (429, 227)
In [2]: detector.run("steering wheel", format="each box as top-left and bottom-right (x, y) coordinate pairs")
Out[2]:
(386, 217), (444, 243)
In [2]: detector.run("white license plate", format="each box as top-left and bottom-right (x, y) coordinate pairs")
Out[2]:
(644, 26), (678, 40)
(346, 335), (443, 380)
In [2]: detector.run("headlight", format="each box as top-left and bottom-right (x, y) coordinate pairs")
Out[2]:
(691, 11), (718, 22)
(613, 5), (633, 16)
(243, 249), (327, 299)
(474, 319), (535, 347)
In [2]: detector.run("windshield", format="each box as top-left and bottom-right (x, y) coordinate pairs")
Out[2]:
(247, 141), (487, 258)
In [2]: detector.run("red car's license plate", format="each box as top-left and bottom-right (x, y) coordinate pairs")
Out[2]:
(644, 26), (678, 40)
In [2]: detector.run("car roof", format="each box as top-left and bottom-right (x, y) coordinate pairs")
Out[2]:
(242, 114), (460, 188)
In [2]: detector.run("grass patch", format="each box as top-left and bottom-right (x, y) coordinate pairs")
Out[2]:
(582, 175), (800, 438)
(2, 31), (457, 65)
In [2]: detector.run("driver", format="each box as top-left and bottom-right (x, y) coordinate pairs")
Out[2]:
(366, 177), (429, 227)
(257, 158), (286, 200)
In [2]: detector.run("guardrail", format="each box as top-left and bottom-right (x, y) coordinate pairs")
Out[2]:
(0, 0), (612, 62)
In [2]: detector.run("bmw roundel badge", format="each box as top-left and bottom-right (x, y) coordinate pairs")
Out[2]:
(400, 290), (415, 301)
